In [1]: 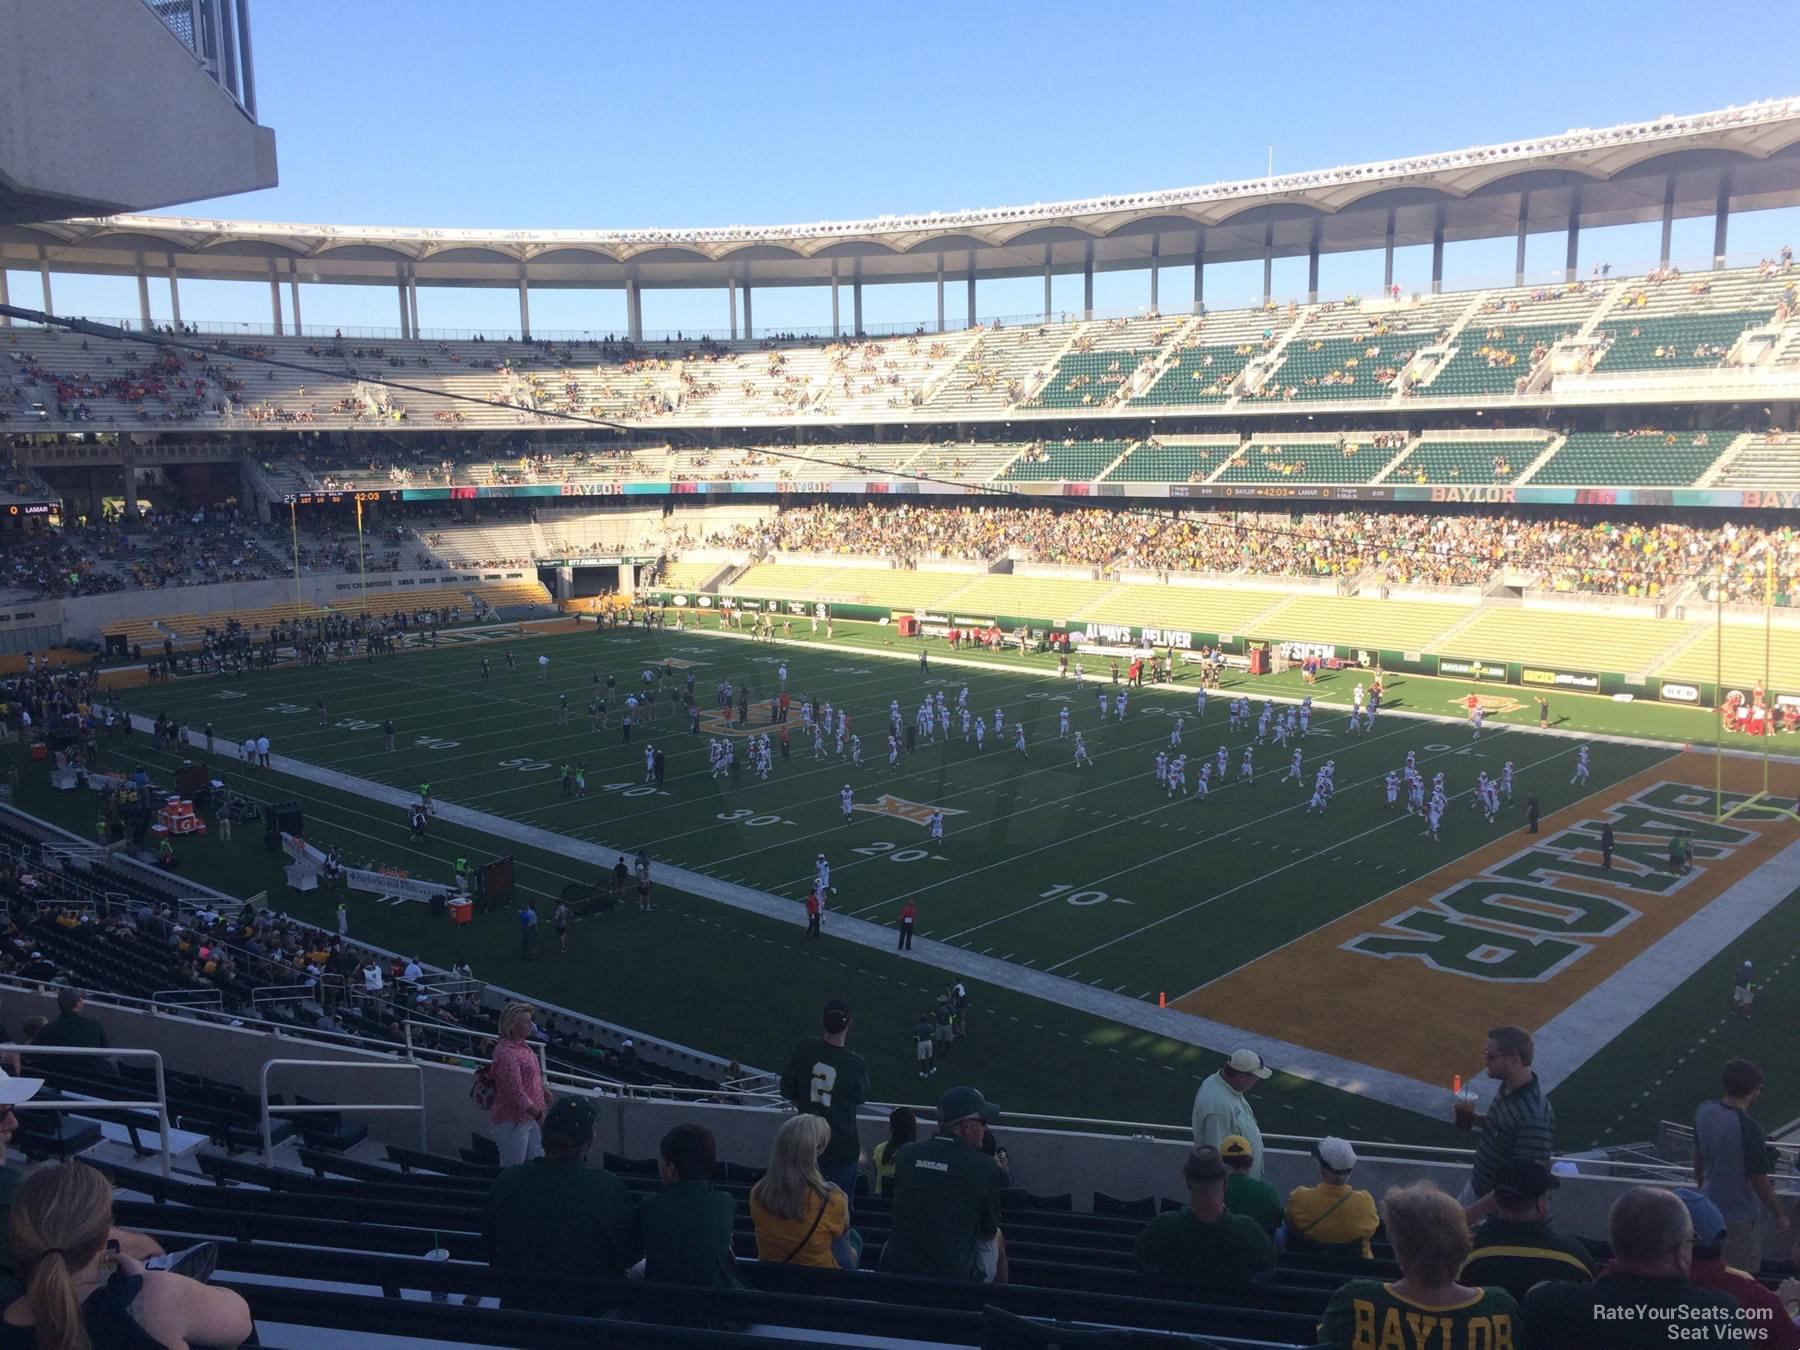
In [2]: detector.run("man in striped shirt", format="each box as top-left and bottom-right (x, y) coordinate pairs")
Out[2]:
(1464, 1024), (1555, 1221)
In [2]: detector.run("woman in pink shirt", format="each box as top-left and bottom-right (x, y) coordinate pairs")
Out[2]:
(489, 1002), (548, 1165)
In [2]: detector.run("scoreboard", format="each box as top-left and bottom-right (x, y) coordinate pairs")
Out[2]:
(283, 490), (402, 507)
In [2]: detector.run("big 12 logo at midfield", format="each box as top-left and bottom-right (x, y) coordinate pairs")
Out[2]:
(851, 795), (969, 827)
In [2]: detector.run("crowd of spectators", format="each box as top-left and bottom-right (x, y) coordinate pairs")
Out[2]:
(702, 502), (1800, 600)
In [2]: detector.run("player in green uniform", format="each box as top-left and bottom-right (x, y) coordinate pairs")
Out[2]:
(777, 1000), (870, 1214)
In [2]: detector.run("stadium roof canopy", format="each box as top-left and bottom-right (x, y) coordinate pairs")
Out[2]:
(4, 97), (1799, 330)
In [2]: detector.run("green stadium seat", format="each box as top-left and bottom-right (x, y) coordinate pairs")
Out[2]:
(1528, 432), (1727, 487)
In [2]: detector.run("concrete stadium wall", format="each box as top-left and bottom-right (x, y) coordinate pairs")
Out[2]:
(55, 569), (533, 638)
(10, 992), (1762, 1257)
(0, 0), (276, 219)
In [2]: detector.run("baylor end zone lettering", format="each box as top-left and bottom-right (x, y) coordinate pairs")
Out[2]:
(1343, 782), (1758, 982)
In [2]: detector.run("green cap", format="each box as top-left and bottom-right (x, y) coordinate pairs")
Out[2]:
(936, 1085), (999, 1126)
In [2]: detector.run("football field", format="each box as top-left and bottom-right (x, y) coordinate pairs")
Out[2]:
(102, 617), (1800, 1136)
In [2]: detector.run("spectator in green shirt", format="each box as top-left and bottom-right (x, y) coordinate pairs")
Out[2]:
(638, 1124), (741, 1289)
(1132, 1145), (1276, 1287)
(1219, 1134), (1282, 1236)
(880, 1086), (1007, 1283)
(1462, 1158), (1594, 1304)
(481, 1096), (640, 1312)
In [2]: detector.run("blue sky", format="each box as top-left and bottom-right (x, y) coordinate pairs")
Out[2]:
(14, 0), (1800, 338)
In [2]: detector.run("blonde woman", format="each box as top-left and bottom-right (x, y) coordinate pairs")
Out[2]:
(749, 1114), (859, 1269)
(1318, 1182), (1522, 1348)
(0, 1160), (251, 1349)
(490, 1002), (548, 1166)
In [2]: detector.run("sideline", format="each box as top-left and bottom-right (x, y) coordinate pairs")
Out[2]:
(135, 710), (1466, 1120)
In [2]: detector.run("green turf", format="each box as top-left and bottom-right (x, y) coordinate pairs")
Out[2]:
(11, 617), (1792, 1151)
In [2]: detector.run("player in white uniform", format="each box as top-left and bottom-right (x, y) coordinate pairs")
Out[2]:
(1073, 732), (1092, 767)
(1283, 750), (1303, 786)
(1074, 662), (1084, 687)
(644, 746), (656, 782)
(1013, 723), (1028, 757)
(1405, 749), (1416, 773)
(1154, 751), (1169, 787)
(1238, 747), (1255, 784)
(835, 728), (846, 759)
(1169, 717), (1184, 748)
(1469, 772), (1490, 811)
(1471, 704), (1485, 739)
(1408, 775), (1425, 815)
(1306, 782), (1329, 815)
(821, 702), (834, 734)
(1114, 690), (1127, 720)
(1353, 683), (1364, 715)
(929, 810), (945, 842)
(1501, 761), (1514, 801)
(1273, 712), (1290, 748)
(1298, 704), (1310, 738)
(1059, 706), (1071, 739)
(1096, 688), (1107, 719)
(812, 724), (826, 758)
(837, 710), (848, 739)
(1481, 779), (1500, 822)
(1215, 745), (1228, 780)
(887, 734), (900, 768)
(850, 734), (863, 767)
(839, 786), (854, 821)
(974, 719), (987, 750)
(994, 708), (1005, 735)
(938, 705), (951, 738)
(1168, 755), (1186, 797)
(1423, 800), (1442, 840)
(1256, 705), (1272, 744)
(1572, 745), (1590, 785)
(816, 854), (832, 895)
(960, 708), (972, 741)
(889, 699), (901, 725)
(1195, 687), (1207, 717)
(1385, 771), (1399, 810)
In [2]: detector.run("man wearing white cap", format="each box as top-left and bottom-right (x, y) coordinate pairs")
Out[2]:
(1191, 1049), (1271, 1180)
(1283, 1137), (1380, 1258)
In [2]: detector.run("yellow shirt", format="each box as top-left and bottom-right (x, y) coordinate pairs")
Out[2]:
(1284, 1181), (1380, 1258)
(749, 1186), (848, 1269)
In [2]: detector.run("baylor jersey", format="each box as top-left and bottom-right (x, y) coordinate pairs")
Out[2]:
(1319, 1279), (1522, 1350)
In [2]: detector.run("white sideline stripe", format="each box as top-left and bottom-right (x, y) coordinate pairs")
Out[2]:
(137, 711), (1458, 1119)
(1529, 833), (1800, 1095)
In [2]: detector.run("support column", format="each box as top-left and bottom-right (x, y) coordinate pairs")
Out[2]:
(289, 265), (302, 337)
(270, 271), (284, 336)
(0, 268), (10, 328)
(1383, 210), (1396, 294)
(516, 270), (530, 340)
(397, 279), (411, 340)
(1261, 224), (1273, 304)
(966, 262), (976, 329)
(728, 280), (738, 341)
(87, 471), (104, 525)
(1306, 232), (1320, 305)
(166, 262), (181, 327)
(136, 260), (152, 331)
(1043, 247), (1053, 324)
(1564, 200), (1580, 283)
(1083, 242), (1095, 320)
(935, 256), (945, 333)
(1431, 209), (1446, 295)
(408, 274), (420, 338)
(1714, 175), (1731, 270)
(853, 278), (863, 336)
(37, 248), (53, 318)
(1149, 235), (1160, 312)
(625, 280), (643, 343)
(830, 268), (840, 337)
(1514, 193), (1530, 285)
(742, 284), (753, 340)
(1660, 179), (1676, 267)
(1193, 243), (1204, 312)
(121, 455), (138, 522)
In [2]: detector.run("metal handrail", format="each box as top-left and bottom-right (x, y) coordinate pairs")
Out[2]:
(149, 988), (223, 1010)
(259, 1059), (426, 1164)
(250, 985), (315, 1008)
(0, 1045), (170, 1177)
